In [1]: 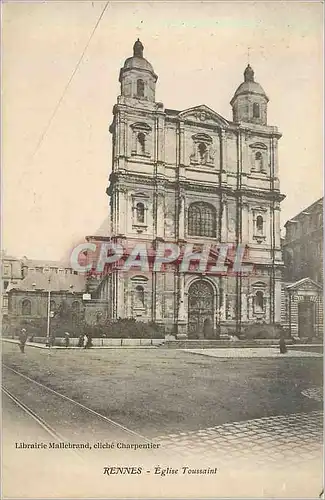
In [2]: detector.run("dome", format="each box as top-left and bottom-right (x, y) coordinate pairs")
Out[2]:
(231, 64), (269, 104)
(121, 39), (156, 76)
(123, 56), (154, 73)
(233, 80), (268, 100)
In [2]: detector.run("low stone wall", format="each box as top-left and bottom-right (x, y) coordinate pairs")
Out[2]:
(162, 339), (295, 349)
(23, 337), (164, 347)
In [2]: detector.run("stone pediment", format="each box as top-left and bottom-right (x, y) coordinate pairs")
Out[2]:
(178, 105), (229, 128)
(286, 277), (322, 292)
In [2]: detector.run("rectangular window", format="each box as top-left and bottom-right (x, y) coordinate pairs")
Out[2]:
(3, 265), (11, 276)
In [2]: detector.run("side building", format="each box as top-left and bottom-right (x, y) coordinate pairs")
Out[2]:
(3, 258), (86, 336)
(281, 198), (323, 338)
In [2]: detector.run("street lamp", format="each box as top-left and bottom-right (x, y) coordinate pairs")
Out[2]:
(288, 290), (292, 338)
(46, 277), (51, 346)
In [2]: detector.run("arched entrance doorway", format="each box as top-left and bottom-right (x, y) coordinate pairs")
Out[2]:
(188, 280), (215, 339)
(298, 300), (315, 338)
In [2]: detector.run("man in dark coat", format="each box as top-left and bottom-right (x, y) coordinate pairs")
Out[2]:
(279, 335), (287, 354)
(64, 332), (70, 348)
(19, 328), (28, 353)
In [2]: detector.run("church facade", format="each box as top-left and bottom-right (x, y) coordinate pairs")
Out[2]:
(90, 40), (285, 337)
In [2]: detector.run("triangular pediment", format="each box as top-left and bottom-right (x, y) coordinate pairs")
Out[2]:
(178, 105), (229, 128)
(286, 277), (322, 292)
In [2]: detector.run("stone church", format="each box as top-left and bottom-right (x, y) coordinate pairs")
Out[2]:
(88, 39), (285, 337)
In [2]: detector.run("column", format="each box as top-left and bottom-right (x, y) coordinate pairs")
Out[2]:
(221, 197), (228, 242)
(112, 270), (118, 320)
(156, 112), (165, 176)
(113, 189), (119, 234)
(241, 292), (248, 321)
(177, 273), (186, 321)
(274, 278), (282, 323)
(247, 294), (253, 321)
(219, 277), (226, 321)
(241, 201), (249, 244)
(119, 111), (127, 157)
(155, 273), (164, 321)
(179, 122), (185, 163)
(156, 191), (165, 239)
(118, 188), (127, 236)
(265, 290), (270, 322)
(151, 272), (157, 322)
(274, 203), (281, 251)
(220, 130), (228, 187)
(178, 190), (185, 240)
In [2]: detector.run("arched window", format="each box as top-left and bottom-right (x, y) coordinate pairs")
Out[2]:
(22, 299), (31, 316)
(253, 102), (260, 118)
(198, 142), (207, 163)
(136, 202), (145, 224)
(137, 132), (146, 154)
(131, 123), (151, 157)
(136, 79), (145, 97)
(72, 301), (80, 312)
(254, 291), (264, 312)
(256, 215), (264, 234)
(135, 285), (145, 308)
(71, 301), (81, 325)
(255, 151), (263, 171)
(188, 202), (216, 237)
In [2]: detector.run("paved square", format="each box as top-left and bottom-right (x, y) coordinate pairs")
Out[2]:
(183, 347), (323, 358)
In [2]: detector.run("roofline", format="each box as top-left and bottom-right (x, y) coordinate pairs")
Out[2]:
(285, 277), (322, 290)
(86, 235), (112, 242)
(284, 196), (323, 225)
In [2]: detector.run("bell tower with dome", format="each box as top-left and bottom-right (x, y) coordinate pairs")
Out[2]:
(119, 39), (158, 102)
(230, 64), (269, 125)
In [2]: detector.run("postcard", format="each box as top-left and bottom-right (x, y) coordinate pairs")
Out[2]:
(1, 1), (323, 498)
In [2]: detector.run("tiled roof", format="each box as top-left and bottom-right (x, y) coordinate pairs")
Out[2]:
(22, 258), (72, 268)
(7, 271), (86, 293)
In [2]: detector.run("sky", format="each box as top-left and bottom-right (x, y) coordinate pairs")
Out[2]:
(2, 1), (323, 260)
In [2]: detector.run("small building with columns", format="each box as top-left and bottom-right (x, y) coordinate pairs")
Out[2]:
(88, 39), (285, 337)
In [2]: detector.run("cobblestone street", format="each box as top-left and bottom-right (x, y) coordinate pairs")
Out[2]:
(154, 410), (323, 468)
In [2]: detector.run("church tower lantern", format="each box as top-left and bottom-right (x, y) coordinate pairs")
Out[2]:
(230, 64), (269, 125)
(119, 39), (158, 102)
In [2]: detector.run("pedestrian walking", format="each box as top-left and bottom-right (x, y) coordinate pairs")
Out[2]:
(86, 331), (93, 348)
(279, 335), (287, 354)
(64, 331), (70, 348)
(49, 333), (56, 348)
(19, 328), (27, 353)
(83, 333), (88, 348)
(77, 334), (84, 347)
(84, 332), (93, 349)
